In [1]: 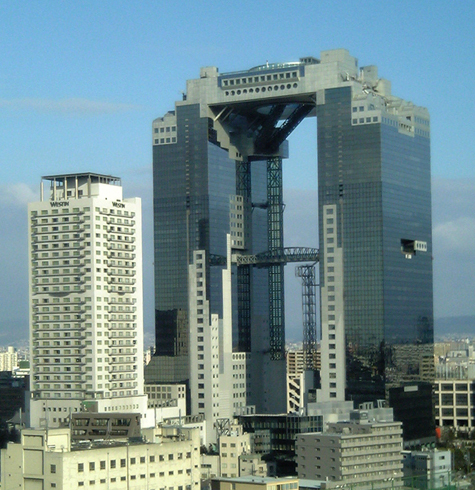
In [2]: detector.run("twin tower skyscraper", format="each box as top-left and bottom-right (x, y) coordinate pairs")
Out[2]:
(148, 48), (434, 428)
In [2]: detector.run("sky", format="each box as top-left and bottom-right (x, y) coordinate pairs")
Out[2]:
(0, 1), (474, 344)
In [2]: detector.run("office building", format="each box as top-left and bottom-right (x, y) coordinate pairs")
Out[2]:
(27, 173), (146, 427)
(1, 426), (201, 490)
(219, 423), (252, 478)
(402, 449), (452, 489)
(296, 408), (404, 489)
(388, 383), (435, 446)
(150, 49), (433, 419)
(237, 413), (323, 475)
(435, 378), (475, 433)
(0, 346), (19, 372)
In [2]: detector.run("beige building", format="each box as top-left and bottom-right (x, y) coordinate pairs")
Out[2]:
(0, 346), (18, 372)
(435, 378), (475, 432)
(1, 426), (201, 490)
(145, 383), (187, 411)
(211, 476), (298, 490)
(296, 410), (403, 490)
(219, 424), (252, 478)
(287, 350), (320, 412)
(239, 454), (275, 478)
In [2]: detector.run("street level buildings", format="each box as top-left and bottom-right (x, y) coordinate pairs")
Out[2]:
(27, 173), (146, 427)
(1, 426), (201, 490)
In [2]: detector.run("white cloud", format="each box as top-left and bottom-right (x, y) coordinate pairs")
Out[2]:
(434, 216), (475, 254)
(0, 183), (38, 207)
(0, 97), (141, 115)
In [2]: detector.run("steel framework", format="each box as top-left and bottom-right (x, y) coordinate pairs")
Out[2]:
(267, 156), (285, 360)
(236, 159), (252, 352)
(295, 264), (318, 370)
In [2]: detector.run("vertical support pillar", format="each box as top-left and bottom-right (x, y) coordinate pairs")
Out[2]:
(236, 159), (252, 352)
(267, 156), (285, 360)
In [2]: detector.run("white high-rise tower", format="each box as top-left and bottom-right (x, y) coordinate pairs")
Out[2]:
(27, 173), (146, 428)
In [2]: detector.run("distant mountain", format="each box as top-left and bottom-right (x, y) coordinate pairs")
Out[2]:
(435, 315), (475, 339)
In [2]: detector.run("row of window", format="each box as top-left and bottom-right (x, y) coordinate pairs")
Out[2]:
(352, 116), (379, 125)
(224, 83), (299, 97)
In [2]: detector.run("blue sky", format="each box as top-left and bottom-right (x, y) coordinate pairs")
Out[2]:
(1, 1), (474, 343)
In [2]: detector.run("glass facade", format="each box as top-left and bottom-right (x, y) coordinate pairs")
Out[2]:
(151, 55), (433, 423)
(151, 104), (272, 403)
(153, 104), (234, 360)
(318, 86), (434, 405)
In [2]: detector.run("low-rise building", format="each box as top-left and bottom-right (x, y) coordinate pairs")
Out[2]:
(219, 424), (252, 478)
(402, 449), (452, 489)
(1, 426), (201, 490)
(434, 378), (475, 432)
(211, 476), (298, 490)
(296, 409), (403, 489)
(239, 453), (275, 477)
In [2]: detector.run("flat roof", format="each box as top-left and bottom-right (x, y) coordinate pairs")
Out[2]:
(42, 172), (121, 184)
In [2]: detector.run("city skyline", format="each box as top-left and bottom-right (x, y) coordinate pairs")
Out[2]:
(1, 1), (474, 345)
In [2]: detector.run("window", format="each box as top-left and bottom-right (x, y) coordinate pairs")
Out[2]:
(50, 464), (56, 474)
(78, 463), (84, 472)
(150, 456), (155, 463)
(100, 461), (106, 470)
(140, 456), (146, 463)
(110, 460), (116, 469)
(89, 462), (95, 471)
(120, 459), (126, 468)
(130, 458), (136, 465)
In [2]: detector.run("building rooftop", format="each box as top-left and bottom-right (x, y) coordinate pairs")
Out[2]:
(41, 172), (121, 185)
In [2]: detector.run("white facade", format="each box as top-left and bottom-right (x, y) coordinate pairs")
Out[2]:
(188, 235), (251, 444)
(0, 346), (18, 371)
(1, 427), (201, 490)
(318, 204), (345, 402)
(27, 173), (145, 428)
